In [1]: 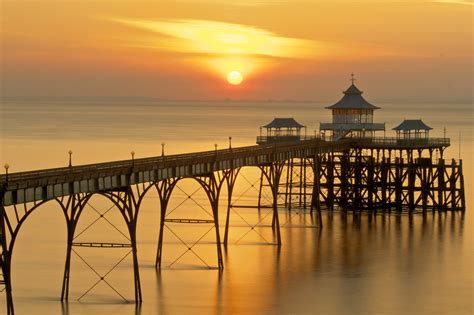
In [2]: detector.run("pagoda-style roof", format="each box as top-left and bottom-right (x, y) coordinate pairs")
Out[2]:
(263, 118), (305, 129)
(393, 119), (432, 131)
(326, 83), (380, 110)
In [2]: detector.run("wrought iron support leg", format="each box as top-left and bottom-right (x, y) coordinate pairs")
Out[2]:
(60, 227), (74, 301)
(223, 193), (232, 246)
(155, 204), (167, 269)
(129, 225), (142, 303)
(257, 171), (264, 213)
(0, 205), (14, 315)
(261, 164), (283, 246)
(154, 179), (177, 269)
(212, 200), (224, 270)
(272, 187), (282, 246)
(2, 256), (13, 315)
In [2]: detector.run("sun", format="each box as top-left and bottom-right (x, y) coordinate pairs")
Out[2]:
(227, 71), (243, 85)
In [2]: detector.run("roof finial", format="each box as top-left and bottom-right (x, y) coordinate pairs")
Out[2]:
(350, 72), (356, 85)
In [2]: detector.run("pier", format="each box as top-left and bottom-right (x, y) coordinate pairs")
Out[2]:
(0, 136), (465, 314)
(0, 79), (466, 314)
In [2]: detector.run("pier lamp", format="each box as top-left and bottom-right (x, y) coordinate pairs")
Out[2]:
(214, 144), (218, 153)
(68, 150), (73, 167)
(161, 143), (165, 157)
(4, 163), (9, 183)
(131, 151), (135, 166)
(229, 137), (232, 149)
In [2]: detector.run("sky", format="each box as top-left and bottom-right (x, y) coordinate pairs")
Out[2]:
(1, 0), (473, 101)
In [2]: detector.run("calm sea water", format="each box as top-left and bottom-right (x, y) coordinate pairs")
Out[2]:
(0, 100), (473, 315)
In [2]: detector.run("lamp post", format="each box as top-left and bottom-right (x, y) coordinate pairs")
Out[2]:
(4, 163), (9, 183)
(68, 150), (73, 167)
(229, 137), (232, 149)
(131, 151), (135, 166)
(161, 143), (165, 157)
(214, 143), (218, 154)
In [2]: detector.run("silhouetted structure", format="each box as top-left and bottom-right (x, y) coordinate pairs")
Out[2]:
(257, 118), (307, 144)
(393, 119), (432, 139)
(320, 74), (385, 140)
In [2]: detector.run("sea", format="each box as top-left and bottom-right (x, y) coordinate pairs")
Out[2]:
(0, 99), (472, 315)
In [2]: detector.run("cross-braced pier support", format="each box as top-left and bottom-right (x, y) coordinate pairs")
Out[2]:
(60, 194), (90, 302)
(155, 172), (230, 270)
(311, 148), (465, 212)
(60, 188), (144, 304)
(282, 158), (311, 211)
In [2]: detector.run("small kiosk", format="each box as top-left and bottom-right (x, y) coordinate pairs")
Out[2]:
(257, 118), (306, 145)
(393, 119), (432, 140)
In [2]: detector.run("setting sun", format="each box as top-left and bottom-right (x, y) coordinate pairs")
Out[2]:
(227, 71), (243, 85)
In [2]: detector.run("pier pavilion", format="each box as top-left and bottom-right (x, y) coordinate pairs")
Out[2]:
(320, 75), (385, 140)
(393, 119), (432, 140)
(257, 118), (307, 144)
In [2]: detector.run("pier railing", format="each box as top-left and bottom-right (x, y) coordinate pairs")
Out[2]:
(353, 137), (450, 148)
(256, 135), (320, 144)
(0, 139), (351, 196)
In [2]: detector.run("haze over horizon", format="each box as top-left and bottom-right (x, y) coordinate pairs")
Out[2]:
(1, 0), (473, 102)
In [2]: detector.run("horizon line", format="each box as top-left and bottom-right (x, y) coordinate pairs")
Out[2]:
(1, 95), (472, 104)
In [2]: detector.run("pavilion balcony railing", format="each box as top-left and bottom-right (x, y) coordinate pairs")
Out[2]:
(352, 137), (450, 147)
(319, 122), (386, 131)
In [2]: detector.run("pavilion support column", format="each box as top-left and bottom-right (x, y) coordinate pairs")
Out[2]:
(395, 157), (403, 212)
(459, 160), (466, 212)
(303, 158), (308, 209)
(288, 159), (294, 211)
(450, 159), (457, 211)
(339, 152), (349, 209)
(421, 160), (429, 213)
(367, 156), (375, 211)
(437, 159), (445, 210)
(299, 158), (304, 208)
(327, 153), (335, 210)
(310, 155), (323, 227)
(284, 160), (290, 207)
(408, 157), (416, 213)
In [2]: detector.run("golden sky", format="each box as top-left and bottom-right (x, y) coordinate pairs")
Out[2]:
(1, 0), (472, 101)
